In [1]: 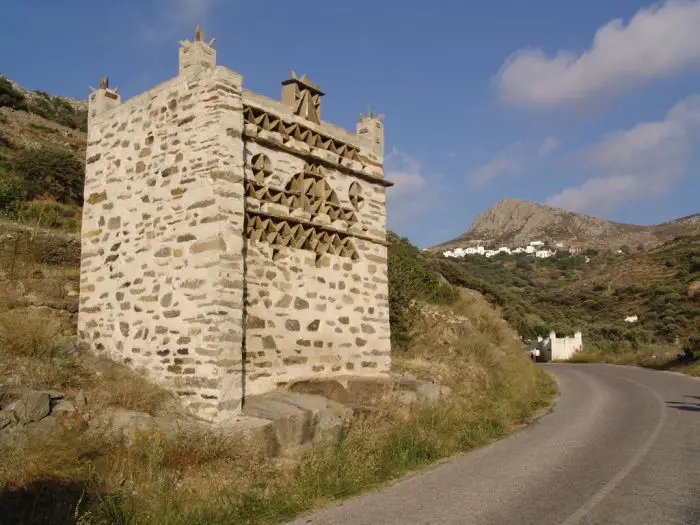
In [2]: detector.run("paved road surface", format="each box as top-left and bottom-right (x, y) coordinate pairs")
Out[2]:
(287, 364), (700, 525)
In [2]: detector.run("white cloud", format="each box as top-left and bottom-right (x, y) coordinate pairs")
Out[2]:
(469, 148), (524, 187)
(468, 137), (559, 187)
(385, 149), (443, 229)
(547, 95), (700, 212)
(547, 176), (643, 213)
(496, 0), (700, 108)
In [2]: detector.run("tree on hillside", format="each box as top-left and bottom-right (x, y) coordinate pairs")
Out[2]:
(14, 148), (84, 204)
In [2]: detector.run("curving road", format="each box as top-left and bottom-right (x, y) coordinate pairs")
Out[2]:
(288, 364), (700, 525)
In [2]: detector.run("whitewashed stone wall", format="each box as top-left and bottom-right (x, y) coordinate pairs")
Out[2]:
(549, 331), (583, 361)
(79, 31), (392, 422)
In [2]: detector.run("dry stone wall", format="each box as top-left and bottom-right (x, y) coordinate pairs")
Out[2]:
(79, 28), (392, 423)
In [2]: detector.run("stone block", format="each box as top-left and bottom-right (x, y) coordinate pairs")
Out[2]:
(285, 379), (351, 404)
(242, 391), (352, 457)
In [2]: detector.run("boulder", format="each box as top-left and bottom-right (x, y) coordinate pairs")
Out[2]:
(0, 410), (18, 430)
(4, 392), (51, 424)
(51, 399), (76, 414)
(55, 412), (89, 433)
(414, 381), (452, 403)
(103, 409), (158, 440)
(25, 415), (61, 440)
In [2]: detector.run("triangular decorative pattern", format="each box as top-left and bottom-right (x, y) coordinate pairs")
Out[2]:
(245, 160), (358, 225)
(244, 211), (359, 261)
(348, 181), (365, 210)
(243, 106), (361, 162)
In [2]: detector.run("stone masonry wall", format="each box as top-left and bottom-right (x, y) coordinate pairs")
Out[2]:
(240, 92), (391, 394)
(79, 66), (247, 422)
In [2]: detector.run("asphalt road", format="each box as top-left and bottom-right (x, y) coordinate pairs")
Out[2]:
(287, 364), (700, 525)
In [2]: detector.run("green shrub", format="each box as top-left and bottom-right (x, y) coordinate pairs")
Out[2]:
(388, 234), (458, 348)
(14, 147), (84, 204)
(689, 253), (700, 273)
(16, 201), (80, 232)
(0, 173), (25, 217)
(0, 77), (26, 111)
(684, 337), (700, 360)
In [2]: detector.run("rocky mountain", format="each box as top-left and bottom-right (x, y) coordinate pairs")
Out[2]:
(432, 199), (700, 252)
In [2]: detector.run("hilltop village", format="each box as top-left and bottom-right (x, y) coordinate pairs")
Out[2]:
(441, 240), (567, 259)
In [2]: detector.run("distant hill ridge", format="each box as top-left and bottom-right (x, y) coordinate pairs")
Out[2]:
(432, 199), (700, 252)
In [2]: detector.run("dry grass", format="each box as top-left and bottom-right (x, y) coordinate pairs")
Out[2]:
(0, 309), (63, 358)
(0, 310), (172, 417)
(0, 230), (555, 523)
(569, 344), (700, 378)
(0, 287), (555, 525)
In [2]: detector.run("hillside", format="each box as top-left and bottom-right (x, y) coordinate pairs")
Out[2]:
(0, 76), (87, 232)
(0, 221), (554, 523)
(428, 234), (700, 351)
(432, 199), (700, 252)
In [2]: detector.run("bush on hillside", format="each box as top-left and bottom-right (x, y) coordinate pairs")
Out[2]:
(0, 173), (25, 217)
(14, 148), (84, 204)
(684, 336), (700, 360)
(16, 201), (80, 232)
(0, 77), (27, 111)
(689, 252), (700, 273)
(388, 233), (458, 348)
(26, 94), (87, 131)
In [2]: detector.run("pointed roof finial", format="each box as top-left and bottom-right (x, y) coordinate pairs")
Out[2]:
(100, 76), (109, 90)
(367, 104), (374, 118)
(195, 25), (204, 42)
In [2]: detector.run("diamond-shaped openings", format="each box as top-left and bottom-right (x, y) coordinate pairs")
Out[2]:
(348, 181), (365, 210)
(244, 212), (358, 260)
(249, 153), (273, 184)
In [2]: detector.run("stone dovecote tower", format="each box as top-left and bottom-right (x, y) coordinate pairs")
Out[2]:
(79, 27), (393, 423)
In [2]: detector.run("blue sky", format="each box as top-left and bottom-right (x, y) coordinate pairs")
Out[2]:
(2, 0), (699, 248)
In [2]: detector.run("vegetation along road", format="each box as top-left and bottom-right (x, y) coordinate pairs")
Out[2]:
(289, 364), (700, 525)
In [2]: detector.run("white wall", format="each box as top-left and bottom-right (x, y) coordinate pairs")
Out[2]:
(549, 331), (583, 361)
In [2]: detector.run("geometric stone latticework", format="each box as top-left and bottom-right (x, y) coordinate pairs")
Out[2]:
(245, 161), (358, 224)
(243, 105), (362, 163)
(250, 153), (273, 184)
(348, 181), (364, 210)
(79, 26), (393, 425)
(285, 163), (358, 223)
(245, 211), (358, 260)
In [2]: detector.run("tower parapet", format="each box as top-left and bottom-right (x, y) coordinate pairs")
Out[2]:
(178, 25), (217, 75)
(356, 107), (384, 160)
(88, 76), (120, 123)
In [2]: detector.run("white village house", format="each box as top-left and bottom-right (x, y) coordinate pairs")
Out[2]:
(443, 240), (556, 259)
